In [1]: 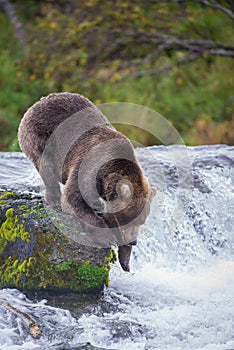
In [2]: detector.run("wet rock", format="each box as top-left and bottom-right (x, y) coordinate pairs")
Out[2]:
(0, 191), (114, 294)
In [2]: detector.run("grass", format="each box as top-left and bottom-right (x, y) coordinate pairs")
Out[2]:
(0, 10), (233, 150)
(99, 56), (233, 144)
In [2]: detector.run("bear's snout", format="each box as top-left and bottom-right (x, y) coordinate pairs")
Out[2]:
(118, 244), (132, 272)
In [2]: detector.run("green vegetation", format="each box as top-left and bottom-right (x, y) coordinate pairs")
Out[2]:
(0, 0), (233, 149)
(0, 191), (18, 205)
(0, 191), (114, 292)
(18, 203), (46, 219)
(0, 256), (33, 288)
(0, 191), (17, 199)
(0, 254), (110, 292)
(0, 207), (30, 254)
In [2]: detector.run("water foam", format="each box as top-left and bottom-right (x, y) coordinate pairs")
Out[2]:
(0, 146), (233, 350)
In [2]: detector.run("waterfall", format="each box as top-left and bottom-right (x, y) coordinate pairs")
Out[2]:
(0, 145), (233, 350)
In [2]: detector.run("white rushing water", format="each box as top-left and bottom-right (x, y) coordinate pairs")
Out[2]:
(0, 145), (233, 350)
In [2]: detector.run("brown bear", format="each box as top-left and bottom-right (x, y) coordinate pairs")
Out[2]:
(18, 92), (156, 271)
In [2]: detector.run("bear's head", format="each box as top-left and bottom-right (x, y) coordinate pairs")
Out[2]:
(96, 159), (156, 247)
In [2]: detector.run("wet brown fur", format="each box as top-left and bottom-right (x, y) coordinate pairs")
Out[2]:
(18, 92), (155, 271)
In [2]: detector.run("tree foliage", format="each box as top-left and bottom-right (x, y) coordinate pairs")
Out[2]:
(17, 0), (234, 84)
(0, 0), (233, 148)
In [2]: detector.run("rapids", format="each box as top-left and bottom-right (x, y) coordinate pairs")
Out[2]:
(0, 145), (233, 350)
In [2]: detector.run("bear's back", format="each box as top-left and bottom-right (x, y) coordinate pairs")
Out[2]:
(18, 92), (109, 168)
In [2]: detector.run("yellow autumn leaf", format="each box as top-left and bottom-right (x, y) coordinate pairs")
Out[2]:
(94, 99), (102, 105)
(176, 77), (184, 86)
(80, 57), (87, 66)
(134, 6), (140, 13)
(30, 74), (36, 81)
(44, 72), (50, 79)
(111, 73), (121, 82)
(49, 22), (57, 29)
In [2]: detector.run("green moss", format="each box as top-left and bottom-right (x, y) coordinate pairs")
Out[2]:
(5, 230), (111, 291)
(0, 256), (33, 287)
(0, 192), (17, 199)
(6, 207), (14, 218)
(1, 229), (110, 292)
(0, 198), (113, 293)
(55, 261), (73, 272)
(18, 203), (47, 219)
(0, 192), (18, 205)
(30, 232), (111, 291)
(0, 208), (30, 254)
(105, 248), (117, 264)
(0, 250), (110, 292)
(52, 260), (109, 291)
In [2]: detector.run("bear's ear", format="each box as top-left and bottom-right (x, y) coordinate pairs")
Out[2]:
(119, 183), (132, 199)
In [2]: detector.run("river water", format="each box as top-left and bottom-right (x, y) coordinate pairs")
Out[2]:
(0, 145), (233, 350)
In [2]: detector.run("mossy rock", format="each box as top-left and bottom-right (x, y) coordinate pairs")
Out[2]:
(0, 191), (116, 294)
